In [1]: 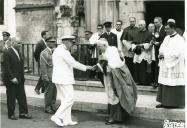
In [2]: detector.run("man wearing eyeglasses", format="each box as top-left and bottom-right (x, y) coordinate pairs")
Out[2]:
(111, 20), (124, 58)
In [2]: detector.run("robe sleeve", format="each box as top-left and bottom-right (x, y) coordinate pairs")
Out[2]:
(164, 37), (185, 68)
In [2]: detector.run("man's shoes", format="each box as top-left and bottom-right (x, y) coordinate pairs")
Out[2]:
(8, 115), (18, 120)
(152, 83), (159, 89)
(51, 106), (57, 112)
(51, 115), (65, 126)
(66, 121), (78, 126)
(34, 89), (40, 95)
(156, 104), (165, 108)
(19, 114), (32, 119)
(150, 83), (155, 86)
(45, 109), (55, 114)
(105, 120), (116, 125)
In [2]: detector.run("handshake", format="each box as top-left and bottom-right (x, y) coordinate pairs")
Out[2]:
(86, 65), (98, 71)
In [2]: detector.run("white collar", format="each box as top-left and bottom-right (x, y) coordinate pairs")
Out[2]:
(47, 47), (52, 53)
(158, 25), (163, 32)
(42, 38), (47, 46)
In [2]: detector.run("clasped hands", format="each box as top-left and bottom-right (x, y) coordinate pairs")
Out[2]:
(158, 53), (164, 60)
(86, 65), (98, 71)
(11, 78), (19, 84)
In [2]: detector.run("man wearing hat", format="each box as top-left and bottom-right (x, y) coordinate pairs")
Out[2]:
(40, 37), (57, 114)
(100, 21), (117, 47)
(1, 31), (11, 86)
(51, 35), (92, 126)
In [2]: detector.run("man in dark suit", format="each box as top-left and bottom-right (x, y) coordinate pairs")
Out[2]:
(152, 17), (166, 88)
(100, 21), (118, 47)
(34, 31), (48, 94)
(2, 39), (32, 120)
(1, 31), (11, 86)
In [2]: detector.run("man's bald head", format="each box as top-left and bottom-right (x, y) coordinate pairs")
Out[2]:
(138, 20), (146, 31)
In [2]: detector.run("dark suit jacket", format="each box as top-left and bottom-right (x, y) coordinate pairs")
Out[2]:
(154, 26), (166, 60)
(34, 39), (47, 62)
(100, 32), (118, 47)
(2, 47), (25, 85)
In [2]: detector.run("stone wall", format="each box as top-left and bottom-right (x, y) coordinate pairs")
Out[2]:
(0, 0), (16, 39)
(14, 0), (146, 43)
(15, 0), (56, 44)
(119, 0), (145, 28)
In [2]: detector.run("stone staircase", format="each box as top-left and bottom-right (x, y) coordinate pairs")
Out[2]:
(0, 75), (185, 121)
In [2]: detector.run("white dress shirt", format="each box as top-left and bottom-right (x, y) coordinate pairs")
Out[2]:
(52, 44), (87, 85)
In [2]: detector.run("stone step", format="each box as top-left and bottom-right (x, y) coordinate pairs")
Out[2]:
(25, 75), (157, 95)
(0, 85), (184, 121)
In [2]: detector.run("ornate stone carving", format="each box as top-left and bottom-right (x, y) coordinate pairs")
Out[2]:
(55, 0), (76, 43)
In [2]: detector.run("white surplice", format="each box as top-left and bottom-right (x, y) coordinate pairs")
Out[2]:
(158, 33), (185, 86)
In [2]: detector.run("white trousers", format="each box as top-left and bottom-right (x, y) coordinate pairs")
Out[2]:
(54, 84), (74, 123)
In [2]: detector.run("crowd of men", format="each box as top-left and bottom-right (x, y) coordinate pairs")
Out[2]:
(85, 17), (185, 88)
(0, 16), (185, 127)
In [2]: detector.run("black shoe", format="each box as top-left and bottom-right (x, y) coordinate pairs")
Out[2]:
(8, 115), (18, 120)
(51, 106), (57, 112)
(150, 83), (155, 86)
(156, 104), (164, 108)
(34, 89), (40, 95)
(19, 114), (32, 119)
(45, 109), (55, 114)
(153, 83), (159, 89)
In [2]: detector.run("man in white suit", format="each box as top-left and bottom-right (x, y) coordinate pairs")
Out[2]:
(50, 35), (92, 127)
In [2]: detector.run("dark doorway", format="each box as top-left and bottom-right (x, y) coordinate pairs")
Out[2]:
(144, 1), (185, 30)
(0, 0), (4, 24)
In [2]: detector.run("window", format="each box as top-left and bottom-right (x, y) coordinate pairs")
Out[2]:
(0, 0), (4, 25)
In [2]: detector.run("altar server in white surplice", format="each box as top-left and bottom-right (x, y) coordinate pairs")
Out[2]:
(156, 22), (185, 108)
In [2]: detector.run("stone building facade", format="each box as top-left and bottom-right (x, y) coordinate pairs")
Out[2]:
(1, 0), (185, 43)
(0, 0), (16, 40)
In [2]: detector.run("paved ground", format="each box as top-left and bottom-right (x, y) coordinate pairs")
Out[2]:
(1, 103), (163, 128)
(0, 85), (185, 121)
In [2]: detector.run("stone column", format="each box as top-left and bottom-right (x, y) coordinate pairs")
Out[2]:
(56, 0), (76, 44)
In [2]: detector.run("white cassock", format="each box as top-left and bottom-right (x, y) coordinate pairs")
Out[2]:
(52, 44), (86, 123)
(158, 33), (185, 86)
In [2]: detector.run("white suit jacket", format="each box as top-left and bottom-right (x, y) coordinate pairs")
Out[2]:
(52, 44), (86, 85)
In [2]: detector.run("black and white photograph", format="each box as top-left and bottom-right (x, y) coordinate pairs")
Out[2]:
(0, 0), (186, 128)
